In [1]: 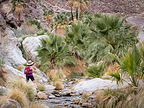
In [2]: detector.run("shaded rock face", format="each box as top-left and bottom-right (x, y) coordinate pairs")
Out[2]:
(22, 35), (48, 61)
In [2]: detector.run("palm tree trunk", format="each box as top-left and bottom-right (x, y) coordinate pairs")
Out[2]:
(76, 7), (79, 20)
(70, 6), (74, 21)
(79, 10), (85, 21)
(18, 13), (21, 27)
(51, 58), (55, 69)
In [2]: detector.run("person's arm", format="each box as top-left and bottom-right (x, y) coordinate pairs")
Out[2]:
(31, 64), (36, 70)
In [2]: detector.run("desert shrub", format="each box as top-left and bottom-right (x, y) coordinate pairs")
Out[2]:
(7, 89), (29, 108)
(16, 65), (24, 71)
(19, 36), (27, 59)
(7, 79), (35, 101)
(86, 63), (105, 78)
(37, 29), (48, 36)
(94, 87), (144, 108)
(0, 59), (4, 67)
(29, 19), (42, 29)
(38, 85), (46, 91)
(54, 79), (64, 90)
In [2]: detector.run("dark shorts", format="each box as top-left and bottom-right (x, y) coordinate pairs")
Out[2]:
(26, 75), (35, 81)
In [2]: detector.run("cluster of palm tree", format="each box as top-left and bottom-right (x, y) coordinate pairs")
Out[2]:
(11, 0), (25, 26)
(52, 12), (71, 30)
(84, 13), (137, 63)
(38, 14), (137, 74)
(36, 34), (76, 72)
(67, 0), (89, 20)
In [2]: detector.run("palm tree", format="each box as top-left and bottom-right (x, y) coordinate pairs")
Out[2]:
(89, 14), (137, 57)
(65, 21), (88, 59)
(79, 0), (89, 20)
(110, 46), (142, 87)
(11, 0), (25, 27)
(36, 34), (69, 71)
(73, 0), (80, 20)
(67, 0), (74, 21)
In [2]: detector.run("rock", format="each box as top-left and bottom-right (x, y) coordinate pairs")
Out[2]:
(0, 14), (6, 29)
(37, 92), (48, 100)
(45, 85), (55, 94)
(126, 16), (144, 29)
(50, 100), (61, 104)
(74, 78), (128, 92)
(48, 94), (55, 99)
(22, 35), (48, 60)
(0, 86), (10, 96)
(4, 65), (25, 81)
(52, 90), (61, 97)
(0, 27), (26, 66)
(0, 98), (21, 108)
(72, 97), (82, 104)
(81, 102), (92, 108)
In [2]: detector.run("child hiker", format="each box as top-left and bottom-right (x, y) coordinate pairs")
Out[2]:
(24, 60), (38, 92)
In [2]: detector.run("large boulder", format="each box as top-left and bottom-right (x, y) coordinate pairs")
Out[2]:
(73, 78), (128, 92)
(0, 27), (26, 66)
(22, 35), (48, 60)
(126, 16), (144, 28)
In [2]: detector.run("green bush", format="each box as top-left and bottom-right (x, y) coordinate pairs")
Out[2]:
(29, 19), (42, 29)
(0, 59), (4, 67)
(86, 63), (105, 78)
(36, 34), (69, 70)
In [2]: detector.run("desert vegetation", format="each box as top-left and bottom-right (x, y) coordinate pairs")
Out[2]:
(0, 0), (144, 108)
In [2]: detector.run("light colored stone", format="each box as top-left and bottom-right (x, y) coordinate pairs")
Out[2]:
(74, 78), (128, 92)
(48, 94), (55, 99)
(37, 92), (48, 99)
(0, 86), (10, 95)
(22, 35), (48, 60)
(0, 27), (26, 66)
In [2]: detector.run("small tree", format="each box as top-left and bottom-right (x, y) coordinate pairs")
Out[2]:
(36, 34), (69, 72)
(110, 45), (144, 87)
(11, 0), (25, 26)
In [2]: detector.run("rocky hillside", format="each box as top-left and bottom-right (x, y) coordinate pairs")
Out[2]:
(46, 0), (144, 15)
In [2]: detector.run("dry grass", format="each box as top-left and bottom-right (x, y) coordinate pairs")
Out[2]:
(7, 89), (29, 108)
(54, 79), (64, 90)
(38, 85), (46, 91)
(29, 101), (48, 108)
(47, 68), (65, 81)
(7, 79), (35, 101)
(16, 65), (24, 71)
(82, 92), (93, 100)
(21, 22), (38, 35)
(105, 62), (120, 74)
(56, 28), (66, 36)
(93, 87), (144, 108)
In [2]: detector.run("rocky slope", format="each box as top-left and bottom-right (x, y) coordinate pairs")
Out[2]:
(46, 0), (144, 15)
